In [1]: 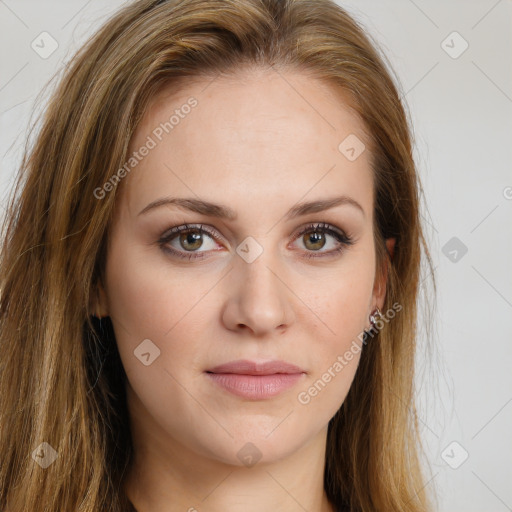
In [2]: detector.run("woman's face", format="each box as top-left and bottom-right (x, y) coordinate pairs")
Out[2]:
(99, 68), (390, 467)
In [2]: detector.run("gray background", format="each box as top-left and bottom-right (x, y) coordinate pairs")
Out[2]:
(1, 1), (511, 510)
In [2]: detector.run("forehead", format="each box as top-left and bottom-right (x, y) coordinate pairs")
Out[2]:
(118, 68), (374, 221)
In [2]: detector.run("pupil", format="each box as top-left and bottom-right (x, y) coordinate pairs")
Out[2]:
(305, 231), (325, 250)
(181, 230), (202, 250)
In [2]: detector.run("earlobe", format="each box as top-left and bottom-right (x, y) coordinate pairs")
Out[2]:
(386, 237), (396, 260)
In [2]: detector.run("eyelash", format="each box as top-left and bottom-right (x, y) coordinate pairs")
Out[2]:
(157, 222), (355, 261)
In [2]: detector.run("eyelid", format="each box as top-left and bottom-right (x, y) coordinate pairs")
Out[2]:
(159, 222), (350, 241)
(291, 221), (347, 239)
(158, 223), (223, 244)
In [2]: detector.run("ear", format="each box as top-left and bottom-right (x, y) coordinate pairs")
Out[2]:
(89, 279), (109, 318)
(371, 237), (396, 310)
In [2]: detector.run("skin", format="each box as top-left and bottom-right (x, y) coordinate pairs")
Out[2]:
(94, 67), (395, 512)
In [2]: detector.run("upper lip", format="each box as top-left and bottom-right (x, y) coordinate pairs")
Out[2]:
(206, 359), (306, 375)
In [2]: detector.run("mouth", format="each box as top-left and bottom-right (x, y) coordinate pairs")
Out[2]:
(205, 359), (306, 400)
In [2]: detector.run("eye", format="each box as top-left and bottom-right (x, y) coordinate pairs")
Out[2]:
(158, 224), (221, 260)
(290, 222), (354, 259)
(158, 222), (355, 261)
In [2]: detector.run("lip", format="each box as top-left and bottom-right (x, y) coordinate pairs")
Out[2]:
(206, 359), (306, 375)
(205, 359), (306, 400)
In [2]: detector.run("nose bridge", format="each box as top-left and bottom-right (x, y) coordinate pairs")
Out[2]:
(223, 239), (294, 334)
(239, 252), (281, 300)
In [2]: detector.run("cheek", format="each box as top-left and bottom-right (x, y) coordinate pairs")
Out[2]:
(294, 285), (371, 420)
(293, 252), (375, 406)
(103, 237), (218, 363)
(301, 259), (375, 344)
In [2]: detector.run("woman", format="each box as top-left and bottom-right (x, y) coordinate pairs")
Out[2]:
(0, 0), (436, 510)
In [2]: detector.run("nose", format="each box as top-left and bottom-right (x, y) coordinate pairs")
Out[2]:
(221, 253), (295, 337)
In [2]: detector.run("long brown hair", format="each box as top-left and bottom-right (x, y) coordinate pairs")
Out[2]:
(0, 0), (436, 510)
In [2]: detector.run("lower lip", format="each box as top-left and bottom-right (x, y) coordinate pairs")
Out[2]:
(206, 372), (305, 399)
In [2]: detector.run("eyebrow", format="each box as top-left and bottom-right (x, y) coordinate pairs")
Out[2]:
(137, 195), (365, 220)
